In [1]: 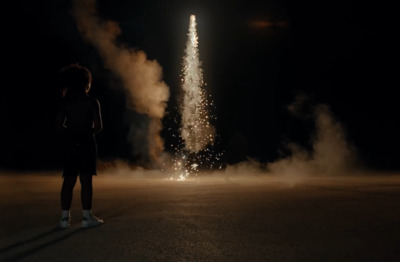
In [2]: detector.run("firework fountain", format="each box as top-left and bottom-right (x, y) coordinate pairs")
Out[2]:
(169, 15), (222, 180)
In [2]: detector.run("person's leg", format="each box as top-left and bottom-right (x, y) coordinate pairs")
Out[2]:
(60, 175), (77, 228)
(79, 138), (103, 227)
(79, 175), (93, 210)
(61, 139), (79, 211)
(79, 174), (104, 228)
(61, 175), (78, 210)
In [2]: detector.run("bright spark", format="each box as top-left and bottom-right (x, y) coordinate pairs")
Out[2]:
(191, 163), (199, 170)
(181, 14), (215, 153)
(165, 15), (224, 181)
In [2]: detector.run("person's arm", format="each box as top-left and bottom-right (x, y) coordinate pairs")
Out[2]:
(92, 99), (103, 134)
(56, 105), (67, 132)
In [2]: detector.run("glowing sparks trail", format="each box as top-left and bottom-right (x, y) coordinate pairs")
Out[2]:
(181, 15), (215, 153)
(168, 15), (223, 181)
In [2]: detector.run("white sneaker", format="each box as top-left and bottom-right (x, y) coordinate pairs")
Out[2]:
(81, 215), (104, 228)
(59, 217), (70, 229)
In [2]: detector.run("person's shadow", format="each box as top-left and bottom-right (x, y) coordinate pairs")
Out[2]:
(0, 226), (87, 262)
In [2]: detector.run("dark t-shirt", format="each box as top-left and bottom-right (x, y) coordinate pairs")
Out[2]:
(57, 94), (102, 176)
(57, 95), (102, 138)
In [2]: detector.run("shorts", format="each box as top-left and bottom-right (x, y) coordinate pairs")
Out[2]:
(62, 136), (97, 177)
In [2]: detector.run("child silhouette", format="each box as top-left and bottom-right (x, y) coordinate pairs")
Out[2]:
(57, 64), (104, 228)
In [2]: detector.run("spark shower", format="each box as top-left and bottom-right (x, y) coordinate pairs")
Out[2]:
(181, 15), (215, 153)
(168, 15), (222, 180)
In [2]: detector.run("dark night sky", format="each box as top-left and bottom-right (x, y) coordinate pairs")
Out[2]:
(1, 0), (398, 171)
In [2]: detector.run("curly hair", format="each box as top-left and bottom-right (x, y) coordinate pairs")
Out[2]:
(59, 64), (92, 96)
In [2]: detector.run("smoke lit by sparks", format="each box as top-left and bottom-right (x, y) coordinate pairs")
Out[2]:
(166, 15), (223, 181)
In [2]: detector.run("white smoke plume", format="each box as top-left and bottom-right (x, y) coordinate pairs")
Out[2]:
(267, 95), (357, 176)
(72, 0), (169, 166)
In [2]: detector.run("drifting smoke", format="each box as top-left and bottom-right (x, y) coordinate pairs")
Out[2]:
(72, 0), (169, 166)
(267, 94), (357, 176)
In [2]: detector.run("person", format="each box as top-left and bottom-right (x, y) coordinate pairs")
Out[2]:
(56, 63), (104, 229)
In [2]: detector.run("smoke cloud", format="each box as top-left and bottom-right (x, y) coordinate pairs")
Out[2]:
(267, 94), (357, 176)
(72, 0), (169, 166)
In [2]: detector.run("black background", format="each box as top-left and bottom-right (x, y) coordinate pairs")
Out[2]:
(1, 0), (398, 171)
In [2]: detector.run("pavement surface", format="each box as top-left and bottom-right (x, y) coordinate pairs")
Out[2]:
(1, 170), (400, 261)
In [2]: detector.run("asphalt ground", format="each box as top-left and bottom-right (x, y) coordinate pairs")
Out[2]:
(1, 170), (400, 261)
